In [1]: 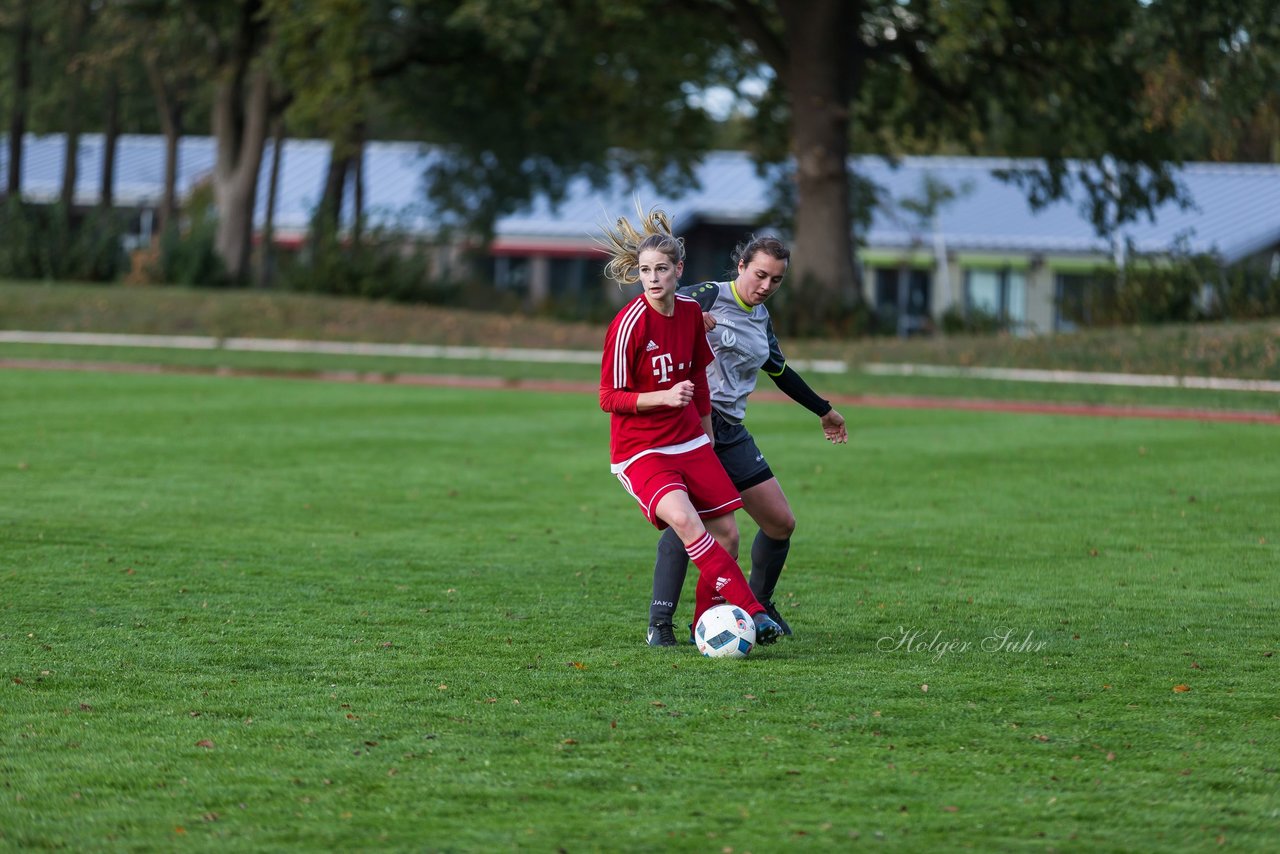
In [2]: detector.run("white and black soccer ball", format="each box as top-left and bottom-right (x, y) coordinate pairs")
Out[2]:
(694, 604), (756, 658)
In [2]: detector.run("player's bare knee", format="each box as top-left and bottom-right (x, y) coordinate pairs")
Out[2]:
(664, 510), (700, 540)
(705, 517), (739, 558)
(762, 512), (795, 540)
(719, 529), (740, 559)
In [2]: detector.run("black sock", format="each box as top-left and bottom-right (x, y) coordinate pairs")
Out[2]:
(649, 527), (689, 625)
(749, 530), (790, 604)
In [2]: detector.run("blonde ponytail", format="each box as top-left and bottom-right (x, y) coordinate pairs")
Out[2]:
(597, 202), (685, 286)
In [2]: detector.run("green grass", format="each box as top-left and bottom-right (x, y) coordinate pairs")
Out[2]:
(2, 368), (1277, 851)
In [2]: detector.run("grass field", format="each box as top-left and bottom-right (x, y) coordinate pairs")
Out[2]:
(2, 364), (1277, 851)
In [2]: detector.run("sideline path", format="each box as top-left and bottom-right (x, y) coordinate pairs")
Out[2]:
(9, 331), (1280, 391)
(866, 362), (1280, 394)
(5, 356), (1279, 425)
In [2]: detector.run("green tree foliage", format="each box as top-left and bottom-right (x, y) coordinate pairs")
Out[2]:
(362, 0), (730, 233)
(680, 0), (1280, 333)
(267, 0), (374, 234)
(100, 1), (214, 233)
(266, 0), (735, 293)
(4, 0), (1278, 328)
(0, 0), (142, 280)
(1139, 0), (1280, 163)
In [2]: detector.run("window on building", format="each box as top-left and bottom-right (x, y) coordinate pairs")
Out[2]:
(963, 268), (1026, 331)
(489, 256), (530, 294)
(549, 256), (610, 298)
(1054, 274), (1089, 332)
(872, 267), (932, 335)
(545, 256), (614, 318)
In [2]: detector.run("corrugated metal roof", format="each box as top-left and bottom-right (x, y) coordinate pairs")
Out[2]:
(857, 155), (1280, 261)
(3, 134), (1278, 263)
(0, 133), (439, 237)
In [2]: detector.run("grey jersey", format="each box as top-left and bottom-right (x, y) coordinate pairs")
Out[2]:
(680, 281), (787, 424)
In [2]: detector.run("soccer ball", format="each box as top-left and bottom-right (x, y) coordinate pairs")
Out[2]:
(694, 604), (756, 658)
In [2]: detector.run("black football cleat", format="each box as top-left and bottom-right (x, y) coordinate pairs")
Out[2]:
(762, 600), (793, 637)
(752, 612), (783, 645)
(646, 622), (678, 647)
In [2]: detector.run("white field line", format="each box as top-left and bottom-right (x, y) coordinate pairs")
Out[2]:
(864, 362), (1280, 394)
(0, 330), (847, 374)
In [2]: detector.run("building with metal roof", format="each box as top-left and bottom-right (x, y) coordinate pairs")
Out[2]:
(4, 133), (1279, 333)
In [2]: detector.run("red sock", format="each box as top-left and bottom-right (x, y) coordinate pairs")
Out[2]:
(685, 532), (763, 626)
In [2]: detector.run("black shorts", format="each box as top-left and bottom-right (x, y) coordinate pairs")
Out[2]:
(711, 411), (775, 492)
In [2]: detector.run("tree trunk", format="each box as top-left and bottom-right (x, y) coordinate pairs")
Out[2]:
(160, 119), (181, 235)
(317, 150), (351, 236)
(100, 75), (120, 211)
(352, 130), (365, 246)
(7, 0), (33, 198)
(60, 131), (81, 214)
(257, 116), (285, 288)
(211, 63), (272, 283)
(145, 56), (185, 236)
(59, 0), (90, 216)
(315, 116), (368, 245)
(778, 0), (860, 333)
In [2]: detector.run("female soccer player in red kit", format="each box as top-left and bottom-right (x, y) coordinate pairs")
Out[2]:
(598, 206), (783, 647)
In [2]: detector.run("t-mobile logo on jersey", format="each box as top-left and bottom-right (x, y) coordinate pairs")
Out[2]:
(650, 353), (687, 383)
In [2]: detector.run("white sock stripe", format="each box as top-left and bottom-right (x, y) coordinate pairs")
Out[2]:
(686, 532), (715, 560)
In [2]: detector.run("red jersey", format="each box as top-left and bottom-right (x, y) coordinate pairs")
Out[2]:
(599, 294), (713, 471)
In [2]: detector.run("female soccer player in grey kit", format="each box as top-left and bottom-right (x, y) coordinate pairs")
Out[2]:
(646, 235), (848, 647)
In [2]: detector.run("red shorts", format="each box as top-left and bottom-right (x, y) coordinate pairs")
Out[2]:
(614, 444), (743, 530)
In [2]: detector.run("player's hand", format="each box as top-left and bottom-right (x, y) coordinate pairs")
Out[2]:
(666, 380), (695, 408)
(702, 311), (717, 332)
(821, 409), (848, 444)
